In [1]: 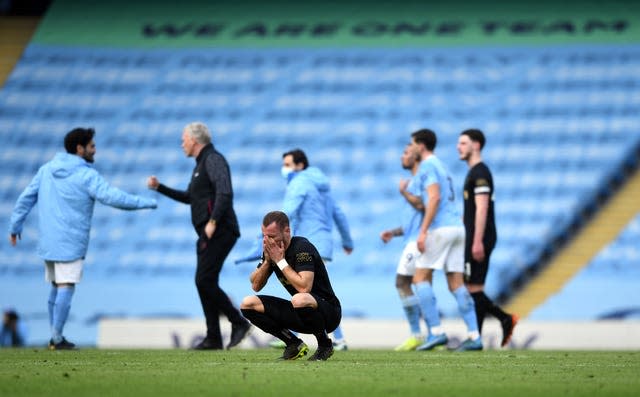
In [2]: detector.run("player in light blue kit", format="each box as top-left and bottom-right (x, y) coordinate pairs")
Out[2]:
(380, 145), (425, 351)
(409, 129), (482, 352)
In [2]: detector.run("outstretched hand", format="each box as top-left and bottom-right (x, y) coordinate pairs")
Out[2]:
(147, 176), (160, 190)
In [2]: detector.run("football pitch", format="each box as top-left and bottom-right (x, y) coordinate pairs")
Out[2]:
(1, 349), (639, 397)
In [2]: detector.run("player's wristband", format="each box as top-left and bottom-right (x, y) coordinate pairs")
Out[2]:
(276, 259), (288, 271)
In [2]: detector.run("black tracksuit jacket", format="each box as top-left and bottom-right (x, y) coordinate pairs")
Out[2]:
(157, 143), (240, 237)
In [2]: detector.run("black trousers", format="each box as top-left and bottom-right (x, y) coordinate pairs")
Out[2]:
(195, 226), (243, 348)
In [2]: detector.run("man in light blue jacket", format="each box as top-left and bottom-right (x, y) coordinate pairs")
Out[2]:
(281, 149), (353, 262)
(8, 128), (157, 350)
(281, 149), (353, 350)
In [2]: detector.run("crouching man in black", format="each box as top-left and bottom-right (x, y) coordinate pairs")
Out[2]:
(240, 211), (341, 361)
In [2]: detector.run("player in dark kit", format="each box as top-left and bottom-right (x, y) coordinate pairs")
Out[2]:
(240, 211), (341, 361)
(458, 129), (518, 348)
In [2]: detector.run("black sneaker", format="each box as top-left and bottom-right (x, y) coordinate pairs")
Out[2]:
(49, 337), (76, 350)
(227, 321), (251, 349)
(308, 345), (334, 361)
(500, 314), (520, 347)
(192, 337), (223, 350)
(279, 341), (308, 360)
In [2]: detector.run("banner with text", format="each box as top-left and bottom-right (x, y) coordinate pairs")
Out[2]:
(34, 0), (640, 48)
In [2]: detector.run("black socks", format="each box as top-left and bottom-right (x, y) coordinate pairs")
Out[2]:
(470, 291), (509, 332)
(295, 307), (332, 347)
(241, 308), (300, 345)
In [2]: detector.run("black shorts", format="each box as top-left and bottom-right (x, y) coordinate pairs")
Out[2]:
(257, 294), (342, 334)
(464, 238), (496, 285)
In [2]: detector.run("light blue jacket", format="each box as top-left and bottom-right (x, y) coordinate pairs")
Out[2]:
(9, 152), (157, 261)
(236, 166), (353, 263)
(283, 166), (353, 259)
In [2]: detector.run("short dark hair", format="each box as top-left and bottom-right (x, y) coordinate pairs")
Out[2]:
(282, 148), (309, 169)
(64, 128), (95, 154)
(262, 211), (290, 230)
(411, 129), (437, 151)
(460, 129), (486, 150)
(4, 309), (18, 321)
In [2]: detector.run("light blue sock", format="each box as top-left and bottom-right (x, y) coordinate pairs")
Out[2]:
(400, 294), (422, 336)
(52, 285), (75, 343)
(414, 282), (441, 333)
(332, 324), (344, 341)
(453, 286), (479, 334)
(48, 284), (57, 330)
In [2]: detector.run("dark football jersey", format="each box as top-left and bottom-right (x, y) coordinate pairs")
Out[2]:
(463, 162), (497, 243)
(271, 236), (340, 307)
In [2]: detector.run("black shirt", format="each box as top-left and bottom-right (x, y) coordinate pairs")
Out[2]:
(462, 162), (497, 244)
(270, 236), (340, 307)
(157, 143), (240, 236)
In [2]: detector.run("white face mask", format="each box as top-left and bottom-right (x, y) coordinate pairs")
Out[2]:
(281, 166), (294, 179)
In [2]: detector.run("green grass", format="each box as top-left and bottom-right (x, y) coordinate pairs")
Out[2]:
(1, 349), (639, 397)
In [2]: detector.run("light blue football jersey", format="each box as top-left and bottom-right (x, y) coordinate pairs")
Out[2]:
(417, 155), (462, 229)
(401, 172), (424, 242)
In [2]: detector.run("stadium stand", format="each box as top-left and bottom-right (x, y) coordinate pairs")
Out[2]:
(505, 147), (640, 318)
(529, 212), (640, 320)
(1, 4), (640, 345)
(2, 46), (639, 288)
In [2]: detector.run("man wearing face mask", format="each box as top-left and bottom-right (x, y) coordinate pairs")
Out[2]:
(237, 148), (353, 349)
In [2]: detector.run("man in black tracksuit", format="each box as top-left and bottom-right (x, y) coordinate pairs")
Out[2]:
(148, 122), (250, 350)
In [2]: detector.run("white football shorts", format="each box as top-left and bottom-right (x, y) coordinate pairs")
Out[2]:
(45, 259), (84, 284)
(416, 226), (465, 273)
(396, 241), (420, 276)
